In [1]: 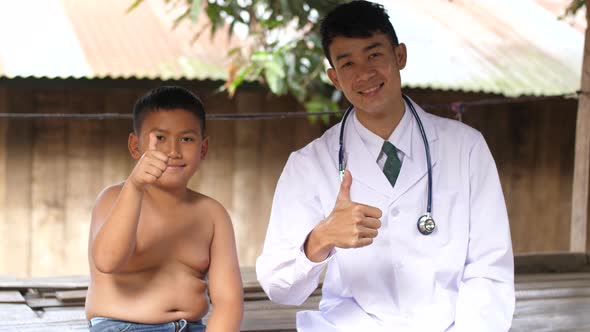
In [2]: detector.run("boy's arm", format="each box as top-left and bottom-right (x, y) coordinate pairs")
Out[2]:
(90, 133), (168, 273)
(206, 203), (244, 332)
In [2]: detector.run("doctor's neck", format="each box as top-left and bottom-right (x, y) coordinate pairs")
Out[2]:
(355, 98), (405, 140)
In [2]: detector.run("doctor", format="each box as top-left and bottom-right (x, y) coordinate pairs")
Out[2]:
(256, 1), (515, 331)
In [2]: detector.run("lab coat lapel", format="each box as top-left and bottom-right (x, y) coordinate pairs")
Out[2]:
(390, 102), (438, 204)
(341, 113), (394, 197)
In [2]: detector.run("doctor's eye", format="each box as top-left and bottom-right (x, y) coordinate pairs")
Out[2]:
(340, 61), (353, 69)
(155, 135), (165, 141)
(368, 53), (382, 60)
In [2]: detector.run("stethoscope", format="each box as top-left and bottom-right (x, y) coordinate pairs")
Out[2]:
(338, 94), (436, 235)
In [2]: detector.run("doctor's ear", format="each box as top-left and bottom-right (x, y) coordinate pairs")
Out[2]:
(394, 43), (407, 70)
(327, 68), (342, 91)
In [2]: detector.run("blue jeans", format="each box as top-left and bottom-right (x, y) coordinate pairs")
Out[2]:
(88, 317), (206, 332)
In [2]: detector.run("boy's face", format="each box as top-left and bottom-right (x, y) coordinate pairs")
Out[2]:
(327, 32), (407, 116)
(128, 109), (208, 188)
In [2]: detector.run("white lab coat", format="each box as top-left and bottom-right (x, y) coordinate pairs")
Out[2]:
(256, 100), (515, 332)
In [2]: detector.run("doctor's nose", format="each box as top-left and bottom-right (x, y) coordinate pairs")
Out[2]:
(355, 66), (377, 82)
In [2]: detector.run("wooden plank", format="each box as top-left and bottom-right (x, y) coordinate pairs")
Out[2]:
(30, 90), (67, 276)
(63, 91), (105, 274)
(571, 6), (590, 252)
(0, 319), (88, 332)
(0, 304), (38, 320)
(0, 291), (25, 303)
(514, 252), (590, 274)
(26, 297), (83, 309)
(3, 88), (34, 277)
(516, 272), (590, 283)
(0, 277), (88, 290)
(55, 290), (86, 303)
(232, 92), (264, 267)
(512, 297), (590, 331)
(39, 306), (86, 321)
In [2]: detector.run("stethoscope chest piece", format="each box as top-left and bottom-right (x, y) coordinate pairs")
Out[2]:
(417, 214), (436, 235)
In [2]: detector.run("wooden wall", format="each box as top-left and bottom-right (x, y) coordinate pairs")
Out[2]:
(0, 80), (580, 277)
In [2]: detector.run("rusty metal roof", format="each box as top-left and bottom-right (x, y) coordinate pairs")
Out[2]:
(378, 0), (583, 96)
(0, 0), (584, 97)
(0, 0), (238, 80)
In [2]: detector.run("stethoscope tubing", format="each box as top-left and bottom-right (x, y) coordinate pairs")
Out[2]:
(338, 94), (433, 217)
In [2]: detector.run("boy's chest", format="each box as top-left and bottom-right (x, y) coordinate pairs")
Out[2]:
(125, 208), (214, 274)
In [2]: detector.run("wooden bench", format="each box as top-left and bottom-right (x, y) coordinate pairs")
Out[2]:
(2, 253), (590, 331)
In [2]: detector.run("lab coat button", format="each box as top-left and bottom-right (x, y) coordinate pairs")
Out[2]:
(390, 208), (399, 217)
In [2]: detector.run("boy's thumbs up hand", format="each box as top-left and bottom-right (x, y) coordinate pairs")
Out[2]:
(128, 133), (170, 190)
(304, 170), (383, 262)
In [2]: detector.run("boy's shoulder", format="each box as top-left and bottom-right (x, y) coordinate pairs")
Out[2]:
(185, 189), (231, 222)
(94, 182), (125, 206)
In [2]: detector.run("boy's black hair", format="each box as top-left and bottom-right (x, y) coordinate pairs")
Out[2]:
(132, 86), (206, 136)
(320, 1), (399, 67)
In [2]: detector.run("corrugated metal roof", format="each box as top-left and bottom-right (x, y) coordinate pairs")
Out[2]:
(0, 0), (238, 80)
(0, 0), (584, 96)
(377, 0), (584, 96)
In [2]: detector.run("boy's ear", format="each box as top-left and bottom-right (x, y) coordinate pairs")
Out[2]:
(128, 132), (142, 160)
(200, 136), (209, 160)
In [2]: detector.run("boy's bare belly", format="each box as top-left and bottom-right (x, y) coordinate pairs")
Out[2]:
(85, 260), (209, 323)
(86, 195), (215, 324)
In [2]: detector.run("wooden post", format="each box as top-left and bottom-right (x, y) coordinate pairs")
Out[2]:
(570, 3), (590, 252)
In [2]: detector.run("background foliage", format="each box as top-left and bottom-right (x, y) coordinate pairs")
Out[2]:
(130, 0), (347, 121)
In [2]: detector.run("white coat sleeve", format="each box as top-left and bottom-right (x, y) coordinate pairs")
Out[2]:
(255, 152), (333, 305)
(450, 133), (515, 331)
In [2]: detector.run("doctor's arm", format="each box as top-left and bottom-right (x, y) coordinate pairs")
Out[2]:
(256, 154), (331, 305)
(451, 133), (515, 332)
(256, 155), (381, 305)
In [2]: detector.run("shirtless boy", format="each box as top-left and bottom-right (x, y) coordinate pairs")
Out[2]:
(85, 86), (243, 332)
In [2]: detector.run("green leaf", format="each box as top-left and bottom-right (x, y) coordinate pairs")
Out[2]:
(190, 0), (203, 22)
(228, 64), (254, 96)
(126, 0), (143, 14)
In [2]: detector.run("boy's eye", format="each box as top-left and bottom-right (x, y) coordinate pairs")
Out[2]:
(369, 53), (381, 59)
(156, 135), (165, 141)
(181, 137), (195, 142)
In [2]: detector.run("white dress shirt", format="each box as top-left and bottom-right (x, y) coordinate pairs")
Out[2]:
(256, 98), (515, 332)
(352, 102), (411, 168)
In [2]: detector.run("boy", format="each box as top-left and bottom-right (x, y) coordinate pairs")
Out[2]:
(85, 86), (243, 332)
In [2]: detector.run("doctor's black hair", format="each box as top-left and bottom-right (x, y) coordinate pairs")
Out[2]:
(320, 0), (399, 67)
(132, 86), (206, 137)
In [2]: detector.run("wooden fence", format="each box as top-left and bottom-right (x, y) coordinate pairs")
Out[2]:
(0, 80), (581, 277)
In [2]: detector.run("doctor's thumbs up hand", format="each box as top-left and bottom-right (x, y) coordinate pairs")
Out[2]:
(128, 132), (169, 191)
(304, 170), (382, 262)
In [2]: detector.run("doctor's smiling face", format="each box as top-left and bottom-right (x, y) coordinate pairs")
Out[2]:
(327, 33), (407, 118)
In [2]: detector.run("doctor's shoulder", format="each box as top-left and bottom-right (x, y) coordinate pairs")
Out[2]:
(427, 112), (486, 150)
(280, 125), (340, 180)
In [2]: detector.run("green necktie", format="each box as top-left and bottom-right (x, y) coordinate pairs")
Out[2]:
(382, 141), (402, 187)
